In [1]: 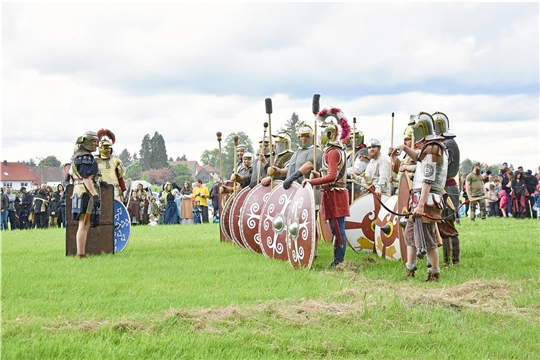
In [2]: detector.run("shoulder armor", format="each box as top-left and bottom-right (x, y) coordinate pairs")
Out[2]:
(418, 141), (444, 164)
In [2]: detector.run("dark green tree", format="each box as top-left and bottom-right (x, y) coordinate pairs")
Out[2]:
(150, 132), (169, 169)
(25, 159), (37, 167)
(277, 112), (303, 150)
(38, 156), (61, 167)
(139, 134), (152, 170)
(179, 154), (187, 161)
(118, 148), (132, 167)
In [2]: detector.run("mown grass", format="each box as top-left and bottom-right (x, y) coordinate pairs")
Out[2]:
(2, 217), (539, 359)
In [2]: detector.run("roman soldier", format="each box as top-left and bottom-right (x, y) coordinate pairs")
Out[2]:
(95, 129), (126, 202)
(394, 112), (448, 281)
(433, 112), (461, 266)
(71, 131), (101, 258)
(302, 119), (350, 268)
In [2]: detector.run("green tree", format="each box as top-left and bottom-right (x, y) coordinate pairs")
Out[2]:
(118, 148), (132, 167)
(25, 159), (37, 167)
(139, 134), (152, 170)
(171, 163), (194, 185)
(200, 149), (221, 170)
(38, 156), (61, 167)
(179, 154), (187, 161)
(125, 161), (143, 180)
(151, 132), (169, 169)
(277, 112), (303, 150)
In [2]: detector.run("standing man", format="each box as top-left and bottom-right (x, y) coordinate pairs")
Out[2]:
(70, 131), (101, 258)
(302, 121), (349, 267)
(394, 112), (448, 282)
(95, 129), (126, 202)
(466, 162), (486, 221)
(524, 169), (538, 218)
(433, 112), (461, 266)
(5, 187), (19, 230)
(18, 187), (33, 230)
(358, 139), (392, 197)
(1, 188), (9, 230)
(192, 179), (210, 223)
(249, 137), (272, 188)
(233, 144), (247, 173)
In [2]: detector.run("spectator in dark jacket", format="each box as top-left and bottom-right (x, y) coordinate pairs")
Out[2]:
(524, 170), (539, 218)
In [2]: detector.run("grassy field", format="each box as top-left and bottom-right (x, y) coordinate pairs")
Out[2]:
(2, 217), (539, 359)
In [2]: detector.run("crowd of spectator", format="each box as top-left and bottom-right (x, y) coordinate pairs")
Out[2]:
(1, 182), (67, 231)
(126, 180), (221, 226)
(461, 163), (540, 220)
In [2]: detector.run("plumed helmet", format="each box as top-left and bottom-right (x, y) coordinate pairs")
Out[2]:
(411, 112), (437, 144)
(322, 121), (339, 145)
(432, 112), (455, 138)
(272, 131), (291, 154)
(76, 131), (98, 152)
(97, 129), (116, 159)
(296, 123), (314, 149)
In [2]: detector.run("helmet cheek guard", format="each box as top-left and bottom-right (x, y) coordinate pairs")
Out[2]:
(296, 124), (314, 149)
(412, 112), (436, 144)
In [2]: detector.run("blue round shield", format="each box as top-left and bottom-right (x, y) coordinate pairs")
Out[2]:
(113, 200), (131, 253)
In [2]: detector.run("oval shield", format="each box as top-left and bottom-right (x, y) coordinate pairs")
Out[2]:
(286, 183), (316, 269)
(219, 181), (234, 242)
(259, 181), (300, 261)
(220, 194), (235, 244)
(374, 195), (404, 261)
(228, 186), (252, 249)
(239, 182), (277, 254)
(397, 171), (412, 264)
(345, 193), (390, 253)
(113, 199), (131, 253)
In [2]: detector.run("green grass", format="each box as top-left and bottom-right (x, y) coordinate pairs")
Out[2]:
(2, 218), (540, 359)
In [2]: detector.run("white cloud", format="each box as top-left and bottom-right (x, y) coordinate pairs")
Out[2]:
(2, 2), (539, 173)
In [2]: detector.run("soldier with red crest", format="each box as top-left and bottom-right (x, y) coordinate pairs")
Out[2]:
(95, 129), (126, 203)
(302, 118), (351, 268)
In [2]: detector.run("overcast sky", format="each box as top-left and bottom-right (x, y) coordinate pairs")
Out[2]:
(2, 2), (539, 173)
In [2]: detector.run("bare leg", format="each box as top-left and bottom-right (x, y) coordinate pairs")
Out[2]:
(76, 217), (91, 257)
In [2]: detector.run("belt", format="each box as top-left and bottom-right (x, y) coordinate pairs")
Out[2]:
(73, 180), (85, 185)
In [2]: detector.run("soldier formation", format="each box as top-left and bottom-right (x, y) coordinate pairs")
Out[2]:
(218, 96), (465, 282)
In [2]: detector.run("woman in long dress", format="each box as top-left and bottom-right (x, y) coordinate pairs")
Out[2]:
(180, 181), (194, 224)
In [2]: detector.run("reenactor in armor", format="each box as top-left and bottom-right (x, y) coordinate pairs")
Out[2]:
(433, 112), (461, 267)
(261, 131), (295, 186)
(302, 120), (350, 268)
(95, 129), (126, 202)
(249, 136), (273, 188)
(233, 144), (247, 173)
(394, 113), (448, 282)
(70, 131), (101, 258)
(345, 130), (366, 200)
(229, 152), (254, 189)
(389, 124), (417, 194)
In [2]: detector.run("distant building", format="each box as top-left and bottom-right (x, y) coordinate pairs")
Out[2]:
(0, 161), (41, 190)
(28, 166), (65, 189)
(169, 161), (220, 184)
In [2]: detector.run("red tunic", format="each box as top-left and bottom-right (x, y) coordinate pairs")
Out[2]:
(309, 147), (350, 219)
